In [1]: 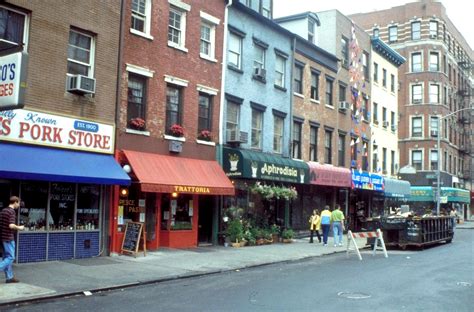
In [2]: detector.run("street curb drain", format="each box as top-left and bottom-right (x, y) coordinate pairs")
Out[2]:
(337, 292), (371, 299)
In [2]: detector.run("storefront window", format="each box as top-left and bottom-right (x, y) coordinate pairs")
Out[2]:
(161, 194), (193, 230)
(77, 184), (100, 230)
(49, 182), (76, 231)
(20, 182), (48, 231)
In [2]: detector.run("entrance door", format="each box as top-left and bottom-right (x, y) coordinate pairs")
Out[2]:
(145, 193), (157, 243)
(198, 196), (213, 245)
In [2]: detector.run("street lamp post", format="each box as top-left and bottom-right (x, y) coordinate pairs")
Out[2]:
(436, 107), (473, 215)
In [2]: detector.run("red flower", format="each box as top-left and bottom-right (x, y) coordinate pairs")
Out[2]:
(169, 124), (184, 137)
(198, 129), (212, 141)
(129, 118), (146, 130)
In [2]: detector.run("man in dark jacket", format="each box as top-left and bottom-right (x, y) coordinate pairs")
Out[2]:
(0, 196), (24, 283)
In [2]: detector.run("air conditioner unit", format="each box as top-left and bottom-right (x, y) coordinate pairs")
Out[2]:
(430, 130), (438, 137)
(338, 101), (350, 111)
(226, 129), (248, 143)
(67, 74), (96, 95)
(382, 121), (390, 128)
(254, 67), (266, 79)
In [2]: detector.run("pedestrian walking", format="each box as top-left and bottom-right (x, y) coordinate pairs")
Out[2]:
(308, 209), (321, 243)
(0, 196), (24, 283)
(320, 205), (331, 246)
(331, 204), (345, 247)
(450, 207), (458, 230)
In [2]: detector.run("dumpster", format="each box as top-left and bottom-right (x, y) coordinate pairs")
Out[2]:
(365, 216), (454, 249)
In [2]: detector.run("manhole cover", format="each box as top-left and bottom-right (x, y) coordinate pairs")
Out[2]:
(457, 282), (472, 287)
(337, 292), (371, 299)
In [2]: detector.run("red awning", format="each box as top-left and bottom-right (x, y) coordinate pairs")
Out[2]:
(122, 150), (235, 195)
(308, 162), (352, 187)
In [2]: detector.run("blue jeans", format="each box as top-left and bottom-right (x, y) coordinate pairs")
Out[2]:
(0, 240), (15, 280)
(321, 224), (330, 244)
(333, 222), (343, 245)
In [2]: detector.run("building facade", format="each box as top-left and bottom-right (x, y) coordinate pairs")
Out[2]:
(0, 1), (129, 263)
(112, 0), (234, 252)
(350, 0), (472, 218)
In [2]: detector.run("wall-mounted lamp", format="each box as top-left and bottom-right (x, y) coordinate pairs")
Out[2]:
(120, 188), (129, 197)
(171, 192), (178, 198)
(123, 164), (132, 173)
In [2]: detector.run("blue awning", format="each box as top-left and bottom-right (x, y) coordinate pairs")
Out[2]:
(0, 143), (130, 185)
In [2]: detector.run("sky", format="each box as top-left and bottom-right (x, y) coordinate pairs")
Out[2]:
(273, 0), (473, 50)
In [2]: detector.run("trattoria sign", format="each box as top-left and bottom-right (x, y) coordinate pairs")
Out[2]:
(0, 109), (114, 154)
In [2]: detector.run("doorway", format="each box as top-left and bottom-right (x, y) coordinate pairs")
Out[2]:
(198, 196), (213, 245)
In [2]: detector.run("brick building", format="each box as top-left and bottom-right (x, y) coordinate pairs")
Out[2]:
(350, 0), (472, 217)
(0, 1), (129, 263)
(113, 0), (233, 252)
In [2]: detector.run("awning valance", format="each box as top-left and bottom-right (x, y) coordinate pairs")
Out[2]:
(123, 150), (235, 195)
(410, 186), (471, 203)
(222, 147), (309, 183)
(0, 143), (130, 185)
(384, 178), (411, 198)
(307, 162), (351, 187)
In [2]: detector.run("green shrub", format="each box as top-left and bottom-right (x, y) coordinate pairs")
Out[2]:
(226, 219), (243, 243)
(281, 228), (294, 239)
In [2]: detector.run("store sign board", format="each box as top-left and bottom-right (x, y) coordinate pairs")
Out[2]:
(0, 52), (28, 111)
(351, 170), (384, 191)
(0, 108), (114, 154)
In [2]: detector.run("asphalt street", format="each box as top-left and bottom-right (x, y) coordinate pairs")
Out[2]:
(5, 229), (473, 312)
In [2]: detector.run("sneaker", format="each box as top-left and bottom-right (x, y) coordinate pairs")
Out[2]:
(324, 244), (327, 247)
(338, 243), (343, 247)
(6, 278), (20, 283)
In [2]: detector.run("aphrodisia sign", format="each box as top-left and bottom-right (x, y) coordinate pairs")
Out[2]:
(0, 109), (114, 154)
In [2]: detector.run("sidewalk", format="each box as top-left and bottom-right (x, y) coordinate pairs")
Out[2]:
(0, 236), (366, 306)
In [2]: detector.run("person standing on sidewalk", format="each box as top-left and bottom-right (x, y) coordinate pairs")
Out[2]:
(308, 209), (321, 243)
(331, 204), (345, 247)
(0, 196), (24, 283)
(320, 206), (332, 246)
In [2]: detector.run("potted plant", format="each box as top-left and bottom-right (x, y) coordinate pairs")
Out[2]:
(197, 129), (212, 141)
(270, 224), (280, 243)
(128, 117), (146, 131)
(226, 219), (243, 247)
(281, 228), (294, 243)
(169, 124), (185, 137)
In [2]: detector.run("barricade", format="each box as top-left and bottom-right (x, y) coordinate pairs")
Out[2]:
(346, 228), (388, 261)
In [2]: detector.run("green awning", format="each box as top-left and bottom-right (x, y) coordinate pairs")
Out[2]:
(410, 186), (471, 203)
(222, 147), (309, 183)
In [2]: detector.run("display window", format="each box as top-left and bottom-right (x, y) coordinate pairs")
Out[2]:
(19, 182), (48, 231)
(161, 194), (193, 230)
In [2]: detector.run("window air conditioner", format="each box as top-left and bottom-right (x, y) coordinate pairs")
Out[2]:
(338, 101), (350, 111)
(382, 121), (390, 128)
(226, 129), (248, 143)
(254, 67), (266, 79)
(67, 74), (96, 95)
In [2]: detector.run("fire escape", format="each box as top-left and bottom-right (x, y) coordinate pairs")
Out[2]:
(456, 58), (473, 188)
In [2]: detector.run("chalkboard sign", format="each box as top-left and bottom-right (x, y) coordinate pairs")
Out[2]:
(121, 222), (146, 257)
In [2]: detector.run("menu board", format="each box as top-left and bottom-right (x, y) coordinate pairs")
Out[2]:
(121, 222), (146, 257)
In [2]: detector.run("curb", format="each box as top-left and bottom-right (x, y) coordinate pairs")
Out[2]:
(0, 248), (353, 308)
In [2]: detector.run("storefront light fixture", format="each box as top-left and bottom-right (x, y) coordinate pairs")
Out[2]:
(120, 188), (129, 197)
(171, 192), (178, 198)
(122, 164), (132, 173)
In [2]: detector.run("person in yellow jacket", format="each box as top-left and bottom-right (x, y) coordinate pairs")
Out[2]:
(308, 209), (321, 243)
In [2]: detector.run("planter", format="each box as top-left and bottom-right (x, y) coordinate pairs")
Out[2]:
(231, 242), (241, 248)
(272, 234), (280, 243)
(256, 238), (265, 245)
(240, 241), (247, 247)
(282, 239), (293, 243)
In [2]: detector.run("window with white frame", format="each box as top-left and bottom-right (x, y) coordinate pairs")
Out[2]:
(412, 84), (422, 104)
(168, 4), (188, 50)
(274, 54), (286, 88)
(127, 73), (147, 125)
(273, 115), (284, 153)
(199, 14), (218, 61)
(131, 0), (151, 36)
(388, 26), (397, 42)
(390, 74), (395, 93)
(292, 121), (302, 159)
(382, 107), (387, 126)
(166, 85), (182, 131)
(294, 64), (303, 94)
(67, 29), (94, 77)
(338, 134), (345, 167)
(228, 32), (242, 69)
(311, 71), (319, 100)
(253, 44), (266, 72)
(325, 77), (333, 106)
(411, 150), (422, 170)
(226, 101), (240, 134)
(429, 84), (440, 104)
(411, 52), (422, 72)
(341, 36), (349, 67)
(430, 116), (439, 137)
(198, 93), (212, 133)
(373, 102), (378, 124)
(382, 68), (387, 88)
(362, 52), (369, 80)
(261, 0), (271, 18)
(429, 52), (439, 71)
(324, 129), (332, 164)
(373, 62), (378, 82)
(0, 6), (27, 47)
(429, 21), (438, 39)
(373, 28), (379, 38)
(309, 125), (318, 161)
(411, 21), (421, 40)
(308, 19), (315, 43)
(251, 108), (263, 149)
(411, 117), (422, 137)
